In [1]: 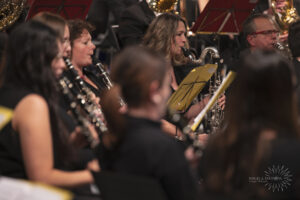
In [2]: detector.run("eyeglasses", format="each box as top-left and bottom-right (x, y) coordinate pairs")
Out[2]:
(250, 30), (280, 36)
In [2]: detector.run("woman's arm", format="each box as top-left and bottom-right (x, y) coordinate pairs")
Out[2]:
(161, 119), (182, 138)
(184, 95), (210, 121)
(12, 94), (94, 188)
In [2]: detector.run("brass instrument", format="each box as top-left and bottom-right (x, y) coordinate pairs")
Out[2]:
(58, 76), (99, 148)
(271, 0), (299, 32)
(0, 0), (26, 31)
(181, 46), (224, 134)
(148, 0), (178, 13)
(198, 47), (224, 134)
(271, 0), (299, 57)
(185, 71), (236, 133)
(182, 47), (220, 65)
(63, 58), (108, 134)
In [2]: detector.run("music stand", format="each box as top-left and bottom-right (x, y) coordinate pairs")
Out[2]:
(92, 171), (167, 200)
(168, 64), (217, 112)
(26, 0), (92, 20)
(191, 0), (258, 35)
(0, 106), (13, 131)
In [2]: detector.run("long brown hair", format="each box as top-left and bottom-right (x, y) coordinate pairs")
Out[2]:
(201, 50), (299, 198)
(143, 13), (189, 65)
(100, 46), (169, 148)
(4, 20), (75, 166)
(32, 12), (66, 42)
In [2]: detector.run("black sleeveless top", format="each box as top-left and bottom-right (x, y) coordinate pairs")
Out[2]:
(0, 84), (70, 178)
(0, 84), (32, 179)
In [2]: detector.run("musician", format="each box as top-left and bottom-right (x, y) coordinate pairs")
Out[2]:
(242, 13), (279, 51)
(143, 13), (224, 136)
(68, 19), (103, 96)
(32, 13), (100, 177)
(199, 50), (300, 199)
(118, 0), (155, 48)
(33, 12), (71, 58)
(97, 46), (198, 200)
(87, 0), (138, 37)
(0, 21), (97, 187)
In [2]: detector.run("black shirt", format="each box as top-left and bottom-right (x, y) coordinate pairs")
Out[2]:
(0, 85), (31, 179)
(97, 115), (197, 200)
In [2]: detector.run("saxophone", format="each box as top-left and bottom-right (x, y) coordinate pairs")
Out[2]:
(181, 46), (220, 65)
(200, 48), (225, 134)
(182, 47), (224, 134)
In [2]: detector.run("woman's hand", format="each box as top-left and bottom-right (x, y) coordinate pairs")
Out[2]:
(87, 159), (101, 172)
(69, 124), (99, 148)
(217, 94), (226, 110)
(184, 95), (210, 121)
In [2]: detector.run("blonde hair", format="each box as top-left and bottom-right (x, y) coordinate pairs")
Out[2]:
(143, 13), (189, 65)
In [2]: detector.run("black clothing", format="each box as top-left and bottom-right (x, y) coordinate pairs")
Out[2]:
(83, 65), (108, 95)
(198, 137), (300, 200)
(263, 138), (300, 199)
(292, 58), (300, 87)
(292, 58), (300, 113)
(118, 0), (155, 48)
(0, 85), (66, 177)
(97, 115), (197, 200)
(63, 68), (101, 98)
(295, 0), (300, 14)
(173, 62), (198, 85)
(87, 0), (138, 36)
(0, 84), (74, 178)
(0, 85), (31, 178)
(253, 0), (269, 14)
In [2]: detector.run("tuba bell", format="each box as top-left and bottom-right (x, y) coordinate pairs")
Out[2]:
(0, 0), (26, 31)
(271, 0), (299, 32)
(148, 0), (178, 13)
(270, 0), (299, 58)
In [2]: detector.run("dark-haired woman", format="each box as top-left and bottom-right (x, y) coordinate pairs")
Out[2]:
(97, 46), (198, 200)
(0, 21), (95, 187)
(68, 19), (104, 97)
(199, 50), (300, 199)
(33, 11), (71, 58)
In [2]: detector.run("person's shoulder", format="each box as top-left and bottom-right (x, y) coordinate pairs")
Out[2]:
(121, 2), (143, 16)
(130, 125), (177, 149)
(121, 1), (152, 21)
(14, 94), (48, 115)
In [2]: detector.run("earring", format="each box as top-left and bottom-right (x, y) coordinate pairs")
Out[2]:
(152, 94), (161, 104)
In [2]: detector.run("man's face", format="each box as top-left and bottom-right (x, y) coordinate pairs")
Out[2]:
(247, 18), (279, 50)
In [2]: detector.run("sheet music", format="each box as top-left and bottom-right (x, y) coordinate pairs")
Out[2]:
(0, 177), (72, 200)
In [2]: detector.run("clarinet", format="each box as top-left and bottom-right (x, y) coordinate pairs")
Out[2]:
(58, 76), (99, 148)
(94, 61), (126, 106)
(63, 58), (108, 134)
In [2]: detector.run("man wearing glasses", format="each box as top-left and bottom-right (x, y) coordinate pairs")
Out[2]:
(242, 13), (279, 51)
